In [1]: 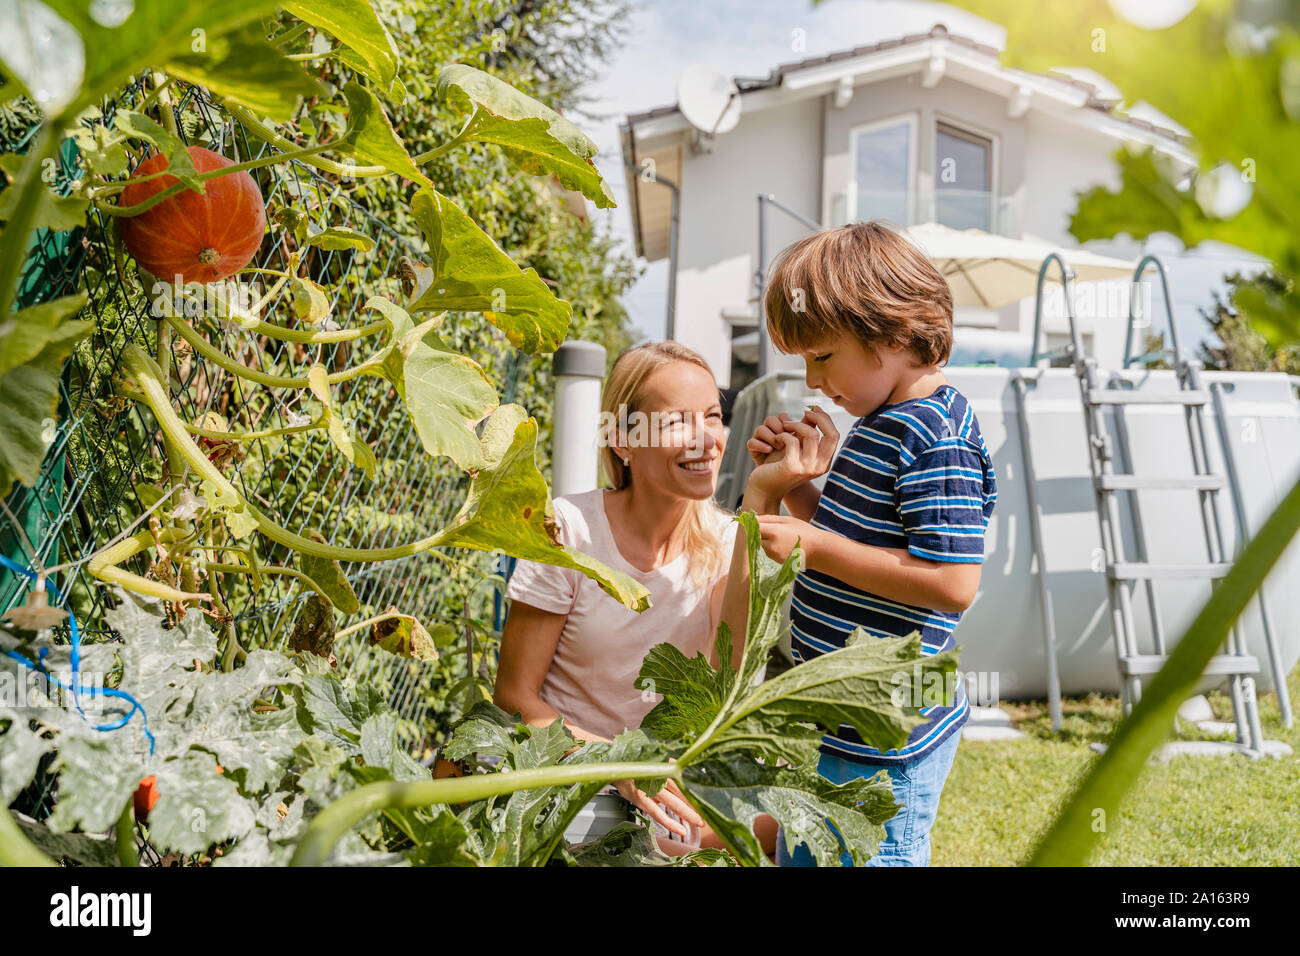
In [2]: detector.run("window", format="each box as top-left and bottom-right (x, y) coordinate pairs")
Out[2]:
(849, 115), (916, 226)
(936, 122), (993, 231)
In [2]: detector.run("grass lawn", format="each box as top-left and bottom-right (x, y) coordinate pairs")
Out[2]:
(931, 661), (1300, 866)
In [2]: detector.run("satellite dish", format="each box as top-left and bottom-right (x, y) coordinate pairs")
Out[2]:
(677, 64), (742, 136)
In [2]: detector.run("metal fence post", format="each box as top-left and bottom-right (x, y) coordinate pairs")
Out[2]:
(551, 341), (606, 496)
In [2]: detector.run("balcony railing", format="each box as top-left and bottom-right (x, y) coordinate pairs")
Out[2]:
(829, 187), (1022, 237)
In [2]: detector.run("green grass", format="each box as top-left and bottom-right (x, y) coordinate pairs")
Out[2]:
(931, 662), (1300, 866)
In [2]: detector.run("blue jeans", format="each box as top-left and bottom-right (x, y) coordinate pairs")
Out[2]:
(776, 729), (961, 867)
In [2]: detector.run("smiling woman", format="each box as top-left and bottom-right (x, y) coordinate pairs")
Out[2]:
(493, 341), (779, 857)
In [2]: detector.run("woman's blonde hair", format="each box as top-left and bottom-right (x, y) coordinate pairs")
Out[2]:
(598, 341), (732, 591)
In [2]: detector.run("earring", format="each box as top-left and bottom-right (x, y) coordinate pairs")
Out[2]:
(621, 457), (630, 466)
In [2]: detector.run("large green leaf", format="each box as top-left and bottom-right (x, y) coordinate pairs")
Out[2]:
(284, 0), (400, 94)
(165, 23), (325, 122)
(445, 703), (666, 867)
(407, 186), (572, 354)
(0, 294), (92, 496)
(341, 81), (431, 188)
(362, 295), (497, 470)
(437, 64), (615, 209)
(431, 404), (651, 612)
(37, 0), (285, 121)
(683, 755), (899, 867)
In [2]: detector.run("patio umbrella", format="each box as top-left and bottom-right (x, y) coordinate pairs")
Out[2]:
(902, 221), (1136, 309)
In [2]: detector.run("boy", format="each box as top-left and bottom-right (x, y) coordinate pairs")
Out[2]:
(718, 221), (997, 866)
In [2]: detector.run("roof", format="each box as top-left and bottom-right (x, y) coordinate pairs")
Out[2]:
(619, 23), (1193, 260)
(623, 24), (1186, 142)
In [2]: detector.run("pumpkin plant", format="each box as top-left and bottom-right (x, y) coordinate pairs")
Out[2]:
(0, 514), (957, 867)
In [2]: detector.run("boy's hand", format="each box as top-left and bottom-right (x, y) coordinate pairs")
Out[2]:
(755, 514), (821, 564)
(746, 407), (840, 498)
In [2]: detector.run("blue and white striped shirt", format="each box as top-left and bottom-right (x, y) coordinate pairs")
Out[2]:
(790, 383), (997, 765)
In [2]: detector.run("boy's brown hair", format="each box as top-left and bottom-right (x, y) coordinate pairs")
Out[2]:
(764, 220), (954, 366)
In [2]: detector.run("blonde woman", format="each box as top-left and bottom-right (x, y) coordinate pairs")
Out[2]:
(495, 341), (768, 856)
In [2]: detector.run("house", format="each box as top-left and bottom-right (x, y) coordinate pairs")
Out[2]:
(617, 23), (1199, 390)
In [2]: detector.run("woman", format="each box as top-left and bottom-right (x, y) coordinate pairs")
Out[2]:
(495, 341), (758, 855)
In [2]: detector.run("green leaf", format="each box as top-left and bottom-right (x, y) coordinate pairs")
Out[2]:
(710, 631), (959, 767)
(407, 186), (571, 354)
(303, 223), (375, 252)
(296, 672), (386, 753)
(284, 0), (400, 93)
(437, 64), (615, 209)
(287, 593), (337, 658)
(14, 814), (119, 867)
(45, 735), (142, 834)
(307, 363), (377, 479)
(340, 81), (431, 188)
(289, 274), (330, 324)
(431, 404), (651, 612)
(0, 295), (93, 495)
(0, 720), (53, 805)
(0, 154), (87, 230)
(38, 0), (286, 121)
(362, 295), (497, 470)
(148, 751), (257, 855)
(296, 531), (360, 615)
(359, 711), (427, 781)
(368, 610), (438, 663)
(165, 23), (325, 122)
(111, 110), (200, 188)
(682, 754), (899, 867)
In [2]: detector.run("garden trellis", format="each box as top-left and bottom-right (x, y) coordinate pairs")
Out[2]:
(0, 81), (527, 792)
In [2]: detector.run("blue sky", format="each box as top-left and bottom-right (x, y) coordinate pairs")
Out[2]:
(580, 0), (1266, 350)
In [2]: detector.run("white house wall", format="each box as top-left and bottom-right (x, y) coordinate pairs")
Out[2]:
(672, 96), (823, 386)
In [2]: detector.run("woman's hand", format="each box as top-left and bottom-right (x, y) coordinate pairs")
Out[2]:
(746, 407), (839, 499)
(613, 777), (704, 840)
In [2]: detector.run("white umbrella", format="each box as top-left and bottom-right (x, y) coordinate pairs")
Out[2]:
(902, 221), (1136, 309)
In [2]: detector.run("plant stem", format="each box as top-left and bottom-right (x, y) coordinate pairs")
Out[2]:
(98, 137), (341, 218)
(151, 72), (179, 137)
(0, 806), (57, 867)
(185, 412), (327, 442)
(231, 316), (389, 346)
(88, 530), (212, 602)
(115, 804), (140, 867)
(223, 102), (388, 179)
(289, 762), (681, 867)
(154, 321), (187, 486)
(334, 610), (403, 641)
(163, 313), (387, 388)
(270, 21), (311, 48)
(205, 562), (332, 602)
(1028, 473), (1300, 866)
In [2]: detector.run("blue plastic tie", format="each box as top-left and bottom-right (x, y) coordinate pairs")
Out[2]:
(0, 553), (155, 756)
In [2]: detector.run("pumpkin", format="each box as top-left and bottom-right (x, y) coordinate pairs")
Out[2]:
(117, 145), (266, 284)
(133, 775), (159, 823)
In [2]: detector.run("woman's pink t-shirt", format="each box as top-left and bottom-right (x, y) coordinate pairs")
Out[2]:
(504, 488), (738, 741)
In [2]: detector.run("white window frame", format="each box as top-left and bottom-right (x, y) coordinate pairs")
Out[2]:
(847, 111), (919, 227)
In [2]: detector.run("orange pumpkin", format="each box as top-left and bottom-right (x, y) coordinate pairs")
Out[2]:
(117, 145), (266, 284)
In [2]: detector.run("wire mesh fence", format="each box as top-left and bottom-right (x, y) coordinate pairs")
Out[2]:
(1, 81), (525, 803)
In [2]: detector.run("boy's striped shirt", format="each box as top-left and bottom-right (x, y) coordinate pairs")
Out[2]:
(790, 384), (997, 765)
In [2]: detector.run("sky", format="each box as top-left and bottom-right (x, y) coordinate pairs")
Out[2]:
(574, 0), (1267, 353)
